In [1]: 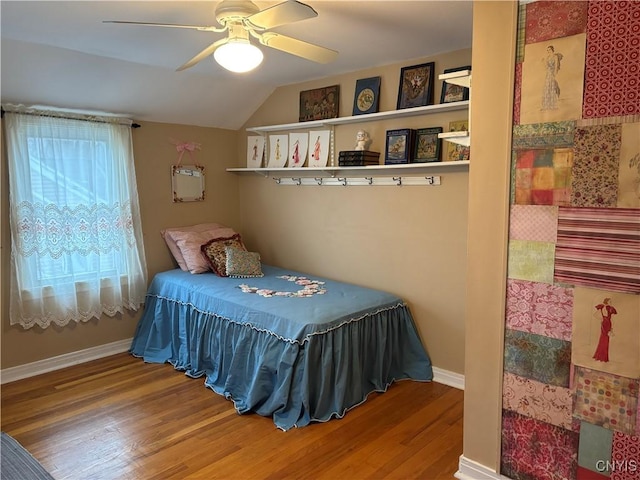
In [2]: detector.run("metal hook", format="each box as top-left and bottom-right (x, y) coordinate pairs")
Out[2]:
(338, 177), (347, 186)
(393, 176), (402, 186)
(274, 177), (282, 184)
(366, 177), (373, 185)
(425, 176), (435, 185)
(293, 178), (302, 186)
(315, 177), (323, 186)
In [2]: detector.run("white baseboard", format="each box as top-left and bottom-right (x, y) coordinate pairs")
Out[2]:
(455, 455), (511, 480)
(0, 338), (132, 385)
(433, 366), (465, 390)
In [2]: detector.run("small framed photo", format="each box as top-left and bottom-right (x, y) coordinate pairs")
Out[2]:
(412, 127), (443, 163)
(396, 62), (435, 110)
(385, 128), (415, 165)
(299, 85), (340, 122)
(247, 135), (265, 168)
(352, 76), (381, 115)
(440, 65), (471, 104)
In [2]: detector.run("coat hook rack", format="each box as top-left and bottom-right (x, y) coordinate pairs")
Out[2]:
(263, 175), (442, 186)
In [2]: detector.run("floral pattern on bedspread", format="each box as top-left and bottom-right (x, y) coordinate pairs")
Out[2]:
(238, 275), (327, 298)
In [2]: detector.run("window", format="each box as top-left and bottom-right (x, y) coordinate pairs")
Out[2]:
(4, 109), (148, 329)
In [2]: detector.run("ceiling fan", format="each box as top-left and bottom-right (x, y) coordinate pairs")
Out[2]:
(104, 0), (338, 73)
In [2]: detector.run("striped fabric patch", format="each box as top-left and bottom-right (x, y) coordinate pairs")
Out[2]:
(554, 207), (640, 294)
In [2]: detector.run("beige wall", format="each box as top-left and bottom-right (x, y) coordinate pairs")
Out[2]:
(0, 120), (240, 368)
(235, 48), (472, 375)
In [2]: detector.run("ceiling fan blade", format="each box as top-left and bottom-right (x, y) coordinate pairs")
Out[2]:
(176, 38), (228, 71)
(258, 32), (337, 64)
(103, 20), (224, 32)
(245, 0), (317, 30)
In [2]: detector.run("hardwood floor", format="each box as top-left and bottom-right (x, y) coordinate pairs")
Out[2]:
(1, 353), (463, 479)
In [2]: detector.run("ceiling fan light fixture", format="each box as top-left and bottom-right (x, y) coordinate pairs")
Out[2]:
(214, 39), (263, 73)
(106, 0), (335, 73)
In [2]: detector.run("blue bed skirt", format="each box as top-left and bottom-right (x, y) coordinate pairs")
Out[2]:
(130, 266), (433, 430)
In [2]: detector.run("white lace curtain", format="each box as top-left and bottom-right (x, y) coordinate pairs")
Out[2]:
(4, 108), (148, 329)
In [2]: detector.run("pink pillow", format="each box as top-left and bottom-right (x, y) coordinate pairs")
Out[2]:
(161, 223), (224, 270)
(170, 228), (238, 274)
(161, 224), (235, 272)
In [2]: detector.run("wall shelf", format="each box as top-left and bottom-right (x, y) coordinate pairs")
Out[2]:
(227, 161), (469, 186)
(228, 161), (468, 177)
(439, 131), (470, 147)
(246, 101), (470, 134)
(439, 69), (471, 88)
(234, 97), (471, 185)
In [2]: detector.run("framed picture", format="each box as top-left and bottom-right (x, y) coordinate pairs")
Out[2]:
(299, 85), (340, 122)
(440, 65), (471, 104)
(445, 120), (470, 162)
(396, 62), (435, 109)
(246, 135), (265, 168)
(288, 132), (308, 168)
(352, 76), (381, 115)
(385, 128), (415, 164)
(412, 127), (443, 163)
(268, 134), (288, 167)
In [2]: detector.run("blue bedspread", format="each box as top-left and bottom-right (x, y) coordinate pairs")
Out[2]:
(130, 265), (433, 430)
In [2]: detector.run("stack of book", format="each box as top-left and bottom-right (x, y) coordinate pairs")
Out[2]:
(338, 150), (380, 166)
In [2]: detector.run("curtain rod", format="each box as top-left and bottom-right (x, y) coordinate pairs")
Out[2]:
(0, 107), (141, 128)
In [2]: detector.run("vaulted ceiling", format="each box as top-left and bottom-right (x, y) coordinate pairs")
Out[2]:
(1, 1), (473, 129)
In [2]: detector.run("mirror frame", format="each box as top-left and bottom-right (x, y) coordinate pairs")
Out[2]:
(171, 165), (205, 202)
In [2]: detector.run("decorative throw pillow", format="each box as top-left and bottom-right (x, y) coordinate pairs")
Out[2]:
(161, 225), (236, 272)
(161, 223), (224, 270)
(225, 246), (263, 278)
(201, 234), (247, 277)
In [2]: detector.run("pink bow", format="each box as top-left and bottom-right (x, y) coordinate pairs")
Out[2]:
(170, 138), (201, 166)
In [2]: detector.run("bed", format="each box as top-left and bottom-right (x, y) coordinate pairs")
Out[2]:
(130, 264), (433, 431)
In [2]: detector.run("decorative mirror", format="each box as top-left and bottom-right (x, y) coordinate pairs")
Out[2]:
(172, 165), (205, 202)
